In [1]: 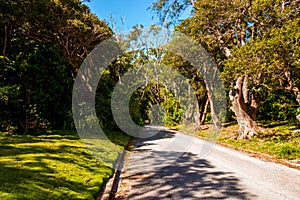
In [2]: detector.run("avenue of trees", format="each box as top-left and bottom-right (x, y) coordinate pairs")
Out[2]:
(1, 0), (299, 139)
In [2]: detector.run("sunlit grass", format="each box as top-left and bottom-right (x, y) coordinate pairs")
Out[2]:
(0, 130), (130, 200)
(179, 121), (300, 160)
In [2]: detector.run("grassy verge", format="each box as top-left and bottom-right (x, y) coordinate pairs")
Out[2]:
(178, 121), (300, 161)
(0, 130), (130, 200)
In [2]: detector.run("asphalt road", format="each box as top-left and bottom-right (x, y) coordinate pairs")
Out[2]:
(117, 126), (300, 200)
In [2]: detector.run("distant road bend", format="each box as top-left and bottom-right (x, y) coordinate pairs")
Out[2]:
(117, 126), (300, 200)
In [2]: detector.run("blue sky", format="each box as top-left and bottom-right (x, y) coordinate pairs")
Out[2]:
(84, 0), (193, 32)
(84, 0), (160, 30)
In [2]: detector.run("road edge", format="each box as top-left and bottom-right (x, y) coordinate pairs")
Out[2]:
(177, 128), (300, 170)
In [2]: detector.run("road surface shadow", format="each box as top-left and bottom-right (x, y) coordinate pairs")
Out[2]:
(135, 129), (177, 142)
(119, 129), (256, 199)
(134, 130), (176, 148)
(123, 152), (255, 199)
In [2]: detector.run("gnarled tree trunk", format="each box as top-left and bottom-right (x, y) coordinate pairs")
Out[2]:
(229, 76), (263, 139)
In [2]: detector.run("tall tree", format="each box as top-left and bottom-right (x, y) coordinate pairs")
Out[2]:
(224, 17), (300, 126)
(152, 0), (300, 138)
(0, 0), (112, 132)
(162, 52), (208, 127)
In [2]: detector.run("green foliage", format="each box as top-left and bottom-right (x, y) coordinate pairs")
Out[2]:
(0, 0), (111, 133)
(130, 83), (184, 127)
(258, 90), (298, 121)
(24, 44), (74, 130)
(161, 89), (183, 126)
(223, 17), (300, 85)
(0, 56), (21, 132)
(96, 70), (119, 130)
(129, 92), (147, 126)
(0, 44), (74, 133)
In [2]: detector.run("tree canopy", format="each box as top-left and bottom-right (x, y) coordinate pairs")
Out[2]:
(151, 0), (300, 138)
(1, 0), (299, 139)
(0, 0), (111, 133)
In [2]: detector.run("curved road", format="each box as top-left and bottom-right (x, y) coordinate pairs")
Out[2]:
(117, 126), (300, 199)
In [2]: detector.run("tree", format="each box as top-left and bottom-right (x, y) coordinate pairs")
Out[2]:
(0, 0), (112, 133)
(150, 0), (195, 27)
(224, 17), (300, 128)
(162, 52), (209, 127)
(152, 0), (299, 138)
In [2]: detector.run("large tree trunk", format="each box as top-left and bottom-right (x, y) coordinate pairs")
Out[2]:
(229, 76), (262, 139)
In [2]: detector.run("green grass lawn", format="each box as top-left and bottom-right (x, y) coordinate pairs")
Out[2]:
(179, 121), (300, 161)
(0, 130), (130, 200)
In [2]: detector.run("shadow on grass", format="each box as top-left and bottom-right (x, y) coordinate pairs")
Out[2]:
(0, 162), (111, 200)
(257, 121), (300, 142)
(260, 120), (299, 129)
(222, 121), (238, 128)
(0, 134), (116, 200)
(257, 132), (300, 142)
(261, 121), (290, 128)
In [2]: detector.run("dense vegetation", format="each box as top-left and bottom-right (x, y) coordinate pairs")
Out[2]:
(0, 0), (112, 133)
